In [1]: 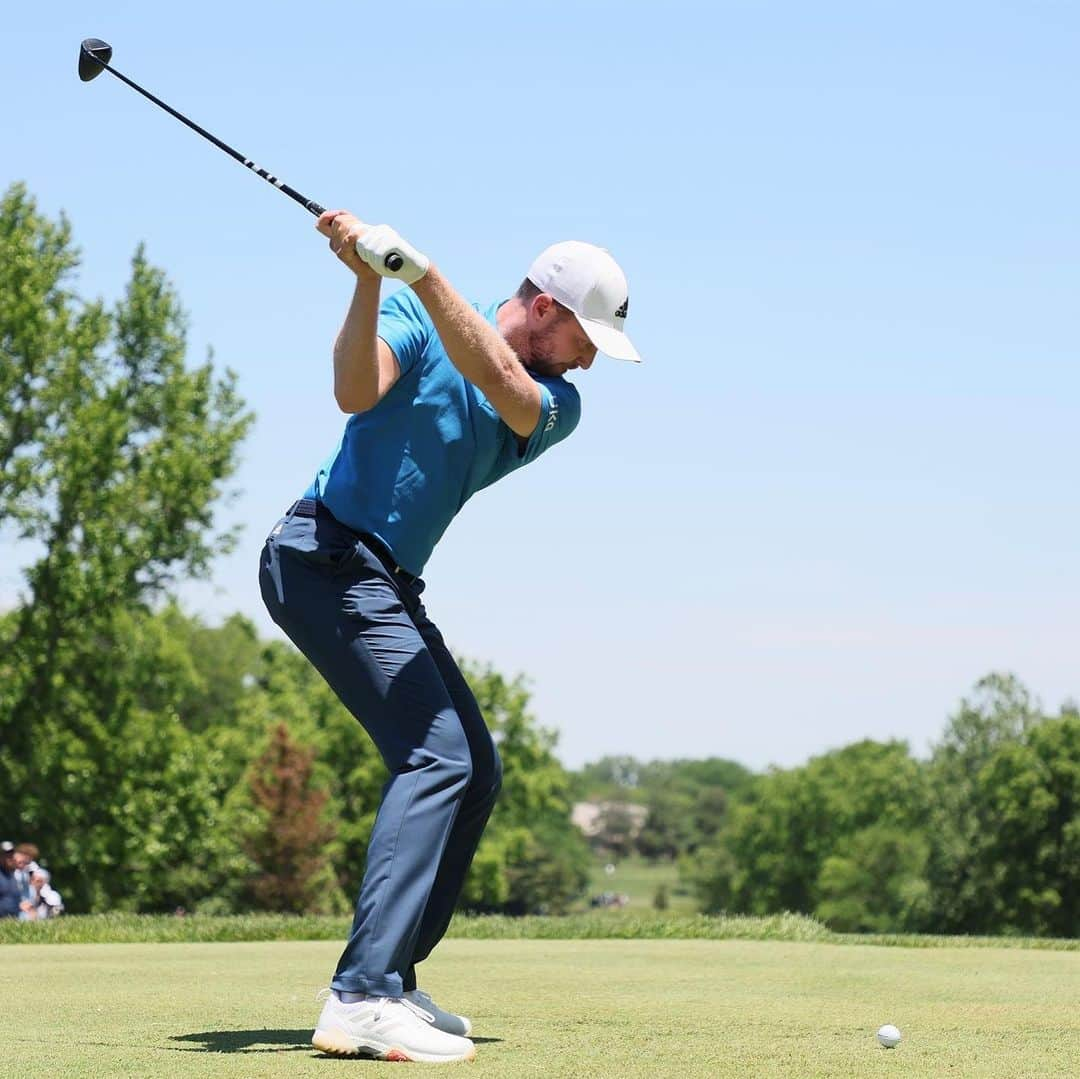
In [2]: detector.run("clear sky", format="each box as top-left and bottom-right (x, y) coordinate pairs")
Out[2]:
(4, 2), (1077, 769)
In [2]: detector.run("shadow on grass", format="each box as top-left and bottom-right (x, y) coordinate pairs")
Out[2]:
(172, 1030), (504, 1054)
(171, 1030), (312, 1053)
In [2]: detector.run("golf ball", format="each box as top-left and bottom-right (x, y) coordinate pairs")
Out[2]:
(877, 1024), (901, 1048)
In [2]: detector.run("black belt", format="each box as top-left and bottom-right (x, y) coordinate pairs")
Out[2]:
(287, 498), (420, 586)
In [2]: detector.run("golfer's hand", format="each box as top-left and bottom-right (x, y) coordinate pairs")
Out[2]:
(317, 210), (378, 281)
(354, 224), (430, 285)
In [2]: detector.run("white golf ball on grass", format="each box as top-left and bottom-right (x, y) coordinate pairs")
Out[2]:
(876, 1023), (902, 1048)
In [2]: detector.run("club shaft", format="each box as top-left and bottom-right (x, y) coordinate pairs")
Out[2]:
(100, 61), (324, 217)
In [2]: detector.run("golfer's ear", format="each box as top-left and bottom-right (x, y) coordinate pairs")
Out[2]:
(532, 293), (556, 321)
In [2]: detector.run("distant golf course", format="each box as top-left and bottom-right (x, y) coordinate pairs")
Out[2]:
(4, 923), (1078, 1077)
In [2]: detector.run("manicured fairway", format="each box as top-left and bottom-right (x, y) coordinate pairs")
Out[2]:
(2, 938), (1078, 1077)
(582, 856), (697, 913)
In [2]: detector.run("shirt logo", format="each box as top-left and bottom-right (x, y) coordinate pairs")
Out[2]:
(544, 396), (559, 433)
(614, 297), (629, 320)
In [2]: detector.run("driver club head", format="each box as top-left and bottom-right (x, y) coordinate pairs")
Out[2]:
(79, 38), (113, 82)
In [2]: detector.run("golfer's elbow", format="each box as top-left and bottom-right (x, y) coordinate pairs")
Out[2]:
(334, 381), (377, 414)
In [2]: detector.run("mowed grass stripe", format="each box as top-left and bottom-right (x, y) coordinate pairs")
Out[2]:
(2, 939), (1077, 1077)
(4, 910), (1079, 950)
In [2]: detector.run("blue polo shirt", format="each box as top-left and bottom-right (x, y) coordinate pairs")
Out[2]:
(304, 288), (581, 575)
(0, 867), (19, 919)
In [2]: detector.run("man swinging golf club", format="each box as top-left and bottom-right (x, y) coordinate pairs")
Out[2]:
(259, 212), (640, 1063)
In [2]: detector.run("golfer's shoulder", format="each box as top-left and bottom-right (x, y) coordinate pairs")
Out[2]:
(379, 286), (430, 326)
(378, 288), (436, 370)
(534, 373), (582, 432)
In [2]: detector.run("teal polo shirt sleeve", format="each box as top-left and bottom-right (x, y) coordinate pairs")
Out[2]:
(513, 375), (581, 465)
(377, 288), (432, 376)
(472, 372), (581, 495)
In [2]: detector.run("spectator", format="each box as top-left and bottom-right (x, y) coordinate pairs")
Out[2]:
(13, 843), (40, 921)
(30, 869), (63, 919)
(0, 842), (20, 919)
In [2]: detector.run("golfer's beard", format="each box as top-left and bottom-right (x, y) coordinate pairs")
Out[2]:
(526, 324), (562, 371)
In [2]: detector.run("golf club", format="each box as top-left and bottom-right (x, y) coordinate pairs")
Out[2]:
(78, 38), (403, 271)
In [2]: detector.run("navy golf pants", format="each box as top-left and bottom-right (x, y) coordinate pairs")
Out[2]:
(258, 500), (502, 997)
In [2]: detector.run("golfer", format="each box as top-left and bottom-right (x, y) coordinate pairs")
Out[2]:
(259, 211), (640, 1063)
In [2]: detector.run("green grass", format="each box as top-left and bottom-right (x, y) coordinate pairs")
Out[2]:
(581, 855), (698, 913)
(2, 938), (1078, 1076)
(4, 910), (1079, 950)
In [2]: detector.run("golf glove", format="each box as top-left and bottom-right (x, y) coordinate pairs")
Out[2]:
(354, 225), (430, 285)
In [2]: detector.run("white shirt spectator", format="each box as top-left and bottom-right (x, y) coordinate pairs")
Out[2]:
(30, 869), (63, 918)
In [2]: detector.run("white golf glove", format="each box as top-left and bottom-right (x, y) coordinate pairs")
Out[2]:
(354, 224), (429, 285)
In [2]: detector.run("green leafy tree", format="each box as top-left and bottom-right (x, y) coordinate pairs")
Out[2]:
(688, 740), (929, 918)
(591, 802), (641, 860)
(637, 758), (754, 802)
(157, 606), (266, 735)
(924, 673), (1043, 933)
(815, 825), (931, 932)
(964, 714), (1080, 936)
(637, 790), (697, 860)
(2, 605), (243, 911)
(460, 664), (590, 913)
(570, 755), (643, 801)
(574, 756), (753, 861)
(0, 183), (250, 911)
(689, 785), (731, 850)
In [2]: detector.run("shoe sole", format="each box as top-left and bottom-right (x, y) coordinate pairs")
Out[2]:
(312, 1027), (476, 1063)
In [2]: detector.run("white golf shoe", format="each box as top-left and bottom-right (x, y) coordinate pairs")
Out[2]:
(311, 990), (476, 1063)
(404, 988), (473, 1037)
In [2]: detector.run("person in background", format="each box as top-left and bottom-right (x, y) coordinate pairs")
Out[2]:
(0, 842), (21, 919)
(30, 868), (63, 919)
(13, 843), (40, 921)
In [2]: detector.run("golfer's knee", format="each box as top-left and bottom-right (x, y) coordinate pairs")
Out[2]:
(426, 758), (470, 800)
(434, 740), (474, 793)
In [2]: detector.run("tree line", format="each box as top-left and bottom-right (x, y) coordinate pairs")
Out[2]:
(573, 675), (1080, 938)
(0, 183), (588, 917)
(3, 183), (1077, 935)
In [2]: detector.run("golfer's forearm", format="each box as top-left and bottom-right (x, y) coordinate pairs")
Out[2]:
(412, 268), (516, 386)
(411, 267), (540, 435)
(333, 279), (382, 412)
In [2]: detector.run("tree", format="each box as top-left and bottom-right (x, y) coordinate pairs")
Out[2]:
(570, 755), (643, 800)
(637, 790), (697, 860)
(815, 825), (931, 932)
(924, 673), (1044, 933)
(458, 663), (590, 913)
(0, 183), (251, 910)
(234, 637), (386, 900)
(157, 606), (266, 735)
(964, 715), (1080, 936)
(591, 802), (641, 860)
(573, 755), (754, 861)
(688, 740), (929, 918)
(637, 758), (754, 802)
(242, 723), (346, 913)
(230, 650), (591, 916)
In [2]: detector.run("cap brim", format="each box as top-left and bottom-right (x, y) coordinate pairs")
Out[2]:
(578, 317), (642, 364)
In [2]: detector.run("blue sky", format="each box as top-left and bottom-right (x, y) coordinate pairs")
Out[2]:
(4, 2), (1078, 769)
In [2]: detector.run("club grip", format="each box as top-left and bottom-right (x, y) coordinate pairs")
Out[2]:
(384, 252), (404, 272)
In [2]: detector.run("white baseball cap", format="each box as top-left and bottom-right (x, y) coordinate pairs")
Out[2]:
(526, 241), (641, 364)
